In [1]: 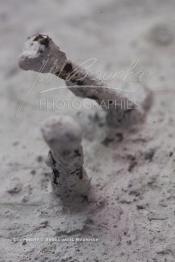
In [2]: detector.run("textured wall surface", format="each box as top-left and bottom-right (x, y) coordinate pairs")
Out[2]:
(1, 0), (175, 261)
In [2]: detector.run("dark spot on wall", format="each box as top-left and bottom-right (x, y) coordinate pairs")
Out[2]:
(102, 137), (114, 146)
(144, 148), (155, 162)
(36, 155), (43, 163)
(70, 167), (83, 179)
(81, 194), (88, 202)
(124, 108), (135, 114)
(33, 34), (43, 41)
(74, 149), (81, 157)
(33, 34), (50, 47)
(87, 95), (98, 101)
(63, 62), (73, 73)
(127, 155), (137, 172)
(40, 37), (49, 47)
(49, 151), (56, 165)
(56, 62), (74, 79)
(52, 168), (60, 184)
(76, 80), (84, 85)
(169, 151), (173, 157)
(48, 151), (60, 184)
(78, 167), (83, 179)
(115, 132), (123, 142)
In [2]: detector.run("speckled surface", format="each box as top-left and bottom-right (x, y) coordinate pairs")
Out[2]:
(1, 0), (175, 261)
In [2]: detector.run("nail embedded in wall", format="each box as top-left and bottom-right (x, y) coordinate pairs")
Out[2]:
(41, 115), (90, 201)
(19, 34), (153, 128)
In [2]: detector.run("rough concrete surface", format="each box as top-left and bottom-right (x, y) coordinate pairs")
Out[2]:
(1, 0), (175, 261)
